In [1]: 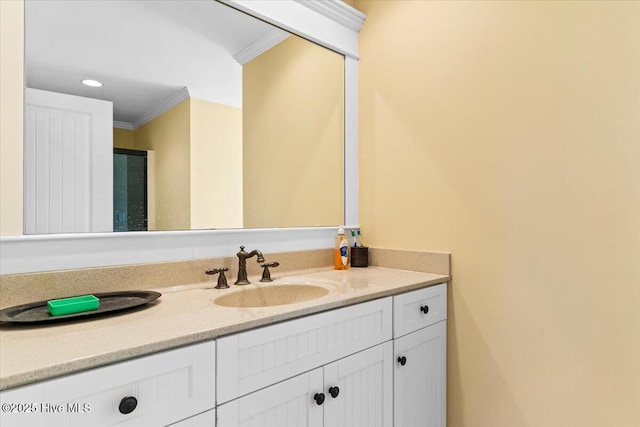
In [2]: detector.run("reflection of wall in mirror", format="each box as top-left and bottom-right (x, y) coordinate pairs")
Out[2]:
(113, 128), (135, 150)
(190, 98), (243, 230)
(114, 98), (242, 231)
(131, 100), (191, 231)
(0, 0), (24, 236)
(243, 36), (345, 228)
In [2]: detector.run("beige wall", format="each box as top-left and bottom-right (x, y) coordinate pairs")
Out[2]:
(356, 1), (640, 426)
(0, 0), (24, 236)
(124, 98), (243, 231)
(113, 128), (136, 150)
(190, 98), (243, 229)
(243, 35), (344, 228)
(135, 100), (191, 231)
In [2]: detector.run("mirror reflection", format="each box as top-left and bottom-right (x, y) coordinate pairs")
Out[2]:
(24, 0), (344, 234)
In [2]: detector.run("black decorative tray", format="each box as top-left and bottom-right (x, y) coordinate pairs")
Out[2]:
(0, 290), (161, 323)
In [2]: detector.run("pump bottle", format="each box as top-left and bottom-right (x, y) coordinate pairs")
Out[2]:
(334, 226), (349, 270)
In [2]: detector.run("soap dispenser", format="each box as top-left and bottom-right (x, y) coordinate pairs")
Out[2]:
(334, 226), (349, 270)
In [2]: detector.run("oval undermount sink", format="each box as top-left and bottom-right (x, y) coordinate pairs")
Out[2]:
(213, 284), (329, 308)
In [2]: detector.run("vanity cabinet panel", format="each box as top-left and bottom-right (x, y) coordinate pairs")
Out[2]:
(217, 297), (392, 404)
(324, 341), (393, 427)
(393, 320), (447, 427)
(392, 284), (447, 427)
(217, 368), (324, 427)
(217, 342), (392, 427)
(0, 341), (216, 427)
(393, 283), (446, 338)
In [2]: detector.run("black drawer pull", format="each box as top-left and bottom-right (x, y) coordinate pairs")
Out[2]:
(398, 356), (407, 366)
(420, 305), (429, 314)
(314, 393), (325, 405)
(118, 396), (138, 414)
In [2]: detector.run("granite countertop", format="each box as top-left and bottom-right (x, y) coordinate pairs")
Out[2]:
(0, 266), (449, 391)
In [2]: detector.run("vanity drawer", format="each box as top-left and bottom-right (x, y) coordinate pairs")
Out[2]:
(217, 297), (392, 404)
(393, 283), (447, 338)
(0, 341), (215, 427)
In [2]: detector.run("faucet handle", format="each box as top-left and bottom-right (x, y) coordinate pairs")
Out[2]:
(206, 267), (230, 289)
(260, 262), (280, 282)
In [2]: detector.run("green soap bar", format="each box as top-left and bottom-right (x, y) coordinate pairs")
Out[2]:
(47, 295), (99, 316)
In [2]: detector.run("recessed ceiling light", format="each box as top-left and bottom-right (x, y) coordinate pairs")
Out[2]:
(81, 79), (103, 88)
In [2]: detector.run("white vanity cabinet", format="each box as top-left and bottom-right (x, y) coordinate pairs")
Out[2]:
(217, 341), (393, 427)
(392, 284), (447, 427)
(216, 297), (392, 404)
(0, 283), (447, 427)
(216, 283), (447, 427)
(216, 298), (394, 427)
(0, 341), (216, 427)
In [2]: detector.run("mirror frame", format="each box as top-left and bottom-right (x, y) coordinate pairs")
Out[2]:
(0, 0), (365, 275)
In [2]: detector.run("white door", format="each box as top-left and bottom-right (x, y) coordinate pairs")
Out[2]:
(324, 342), (393, 427)
(394, 321), (447, 427)
(216, 368), (324, 427)
(24, 88), (113, 234)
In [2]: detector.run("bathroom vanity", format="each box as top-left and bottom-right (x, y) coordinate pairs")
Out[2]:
(0, 267), (448, 427)
(1, 1), (447, 426)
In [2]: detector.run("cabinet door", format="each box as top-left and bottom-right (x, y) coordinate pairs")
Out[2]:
(324, 342), (393, 427)
(216, 368), (323, 427)
(394, 321), (446, 427)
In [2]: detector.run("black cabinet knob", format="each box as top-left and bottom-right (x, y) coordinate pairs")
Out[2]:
(420, 305), (429, 314)
(398, 356), (407, 366)
(118, 396), (138, 414)
(328, 386), (340, 398)
(313, 393), (325, 405)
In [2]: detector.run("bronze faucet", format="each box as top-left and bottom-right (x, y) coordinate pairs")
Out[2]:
(235, 246), (265, 285)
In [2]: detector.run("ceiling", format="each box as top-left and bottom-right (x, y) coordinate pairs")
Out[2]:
(25, 0), (288, 127)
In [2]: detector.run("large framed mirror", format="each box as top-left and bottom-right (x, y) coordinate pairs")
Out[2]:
(0, 0), (364, 274)
(24, 0), (344, 233)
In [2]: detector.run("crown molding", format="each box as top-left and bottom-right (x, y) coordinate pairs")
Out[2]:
(233, 29), (289, 65)
(294, 0), (366, 33)
(113, 121), (135, 130)
(132, 87), (190, 129)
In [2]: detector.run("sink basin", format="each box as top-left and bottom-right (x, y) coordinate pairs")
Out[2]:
(213, 284), (329, 308)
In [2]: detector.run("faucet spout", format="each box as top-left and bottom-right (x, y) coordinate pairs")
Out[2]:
(247, 250), (265, 263)
(235, 246), (265, 285)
